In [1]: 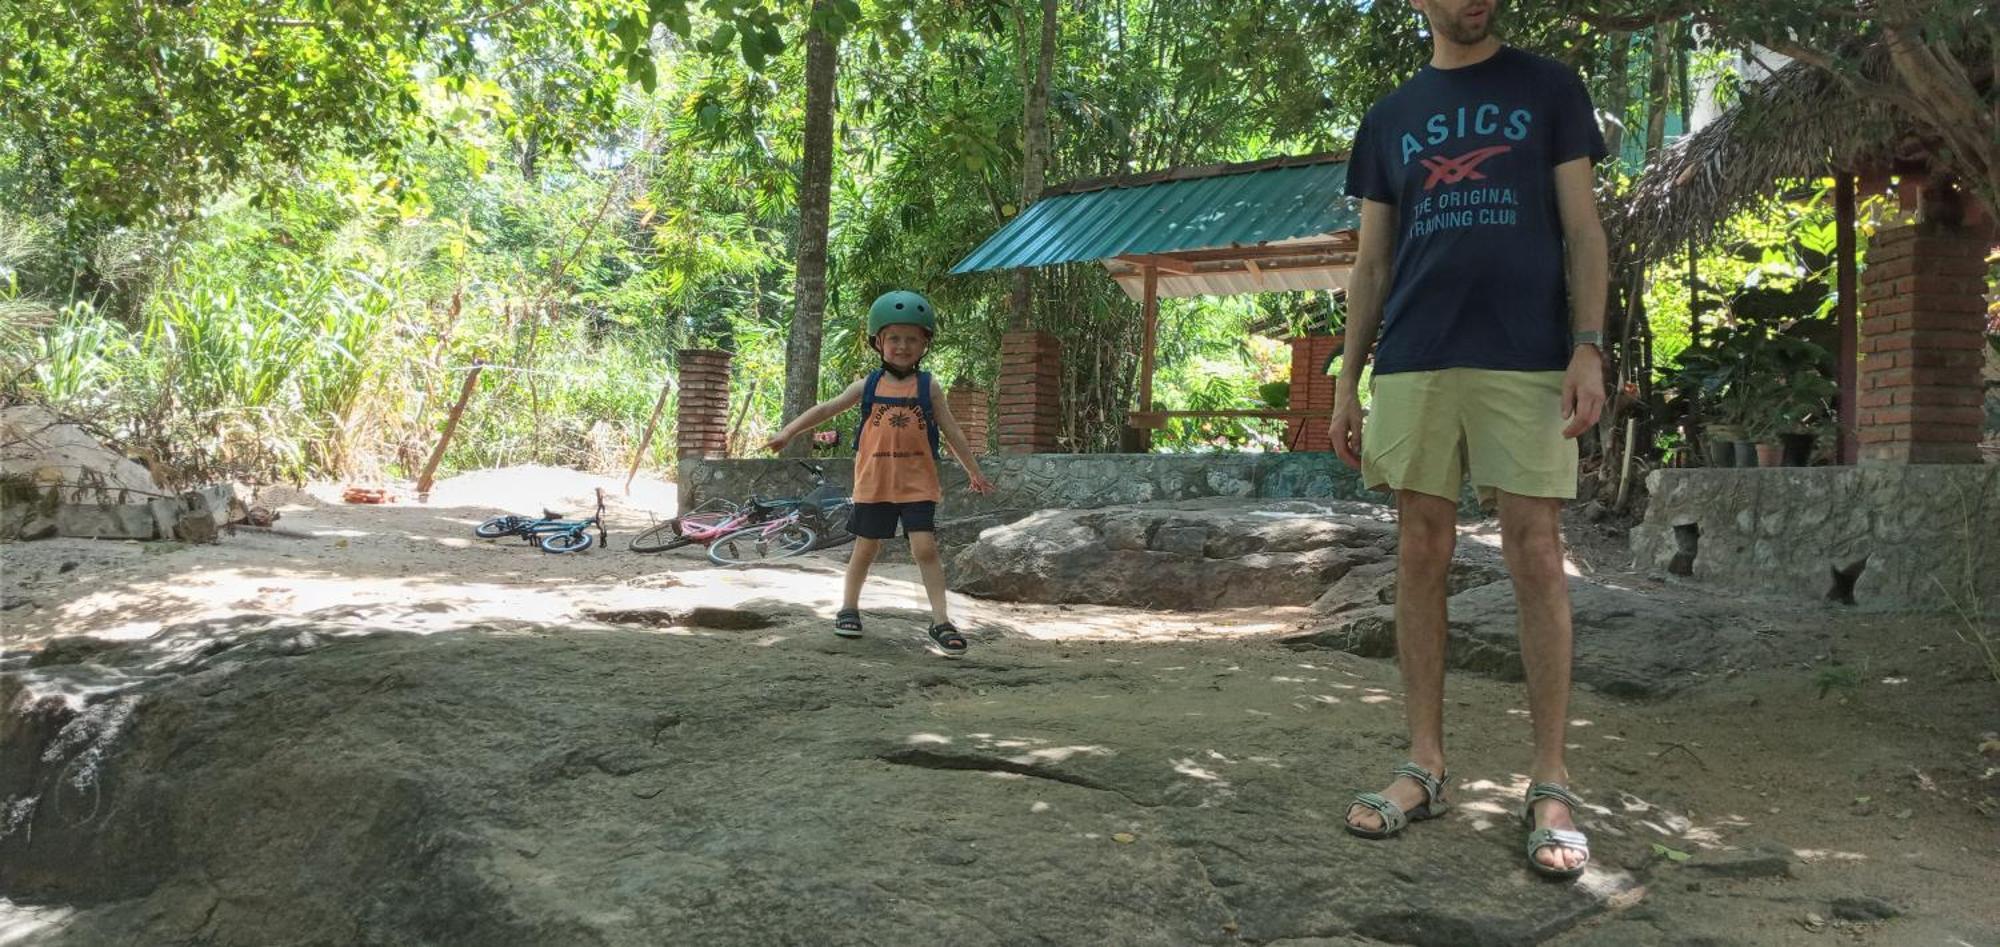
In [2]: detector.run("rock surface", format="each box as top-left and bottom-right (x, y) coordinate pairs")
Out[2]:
(1283, 579), (1764, 699)
(949, 499), (1406, 609)
(3, 615), (1647, 946)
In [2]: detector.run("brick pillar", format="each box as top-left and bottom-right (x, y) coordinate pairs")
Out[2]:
(996, 331), (1062, 453)
(675, 349), (732, 466)
(1857, 223), (1990, 464)
(947, 384), (989, 456)
(1285, 334), (1343, 451)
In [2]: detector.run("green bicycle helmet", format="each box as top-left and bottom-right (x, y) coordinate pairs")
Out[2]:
(866, 290), (937, 338)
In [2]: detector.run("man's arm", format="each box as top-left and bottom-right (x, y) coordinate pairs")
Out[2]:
(1328, 198), (1397, 467)
(1554, 157), (1607, 438)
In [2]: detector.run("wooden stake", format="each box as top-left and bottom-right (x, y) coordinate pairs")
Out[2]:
(1615, 417), (1637, 511)
(728, 378), (761, 457)
(625, 378), (674, 494)
(417, 359), (483, 499)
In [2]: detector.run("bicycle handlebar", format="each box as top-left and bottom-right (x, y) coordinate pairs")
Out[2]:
(797, 461), (823, 478)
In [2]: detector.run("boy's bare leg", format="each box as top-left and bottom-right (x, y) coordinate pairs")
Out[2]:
(843, 538), (881, 611)
(908, 531), (950, 624)
(1347, 489), (1457, 831)
(1496, 490), (1585, 872)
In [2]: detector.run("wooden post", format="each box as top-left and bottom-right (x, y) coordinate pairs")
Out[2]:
(417, 359), (483, 499)
(624, 378), (674, 494)
(1139, 264), (1159, 412)
(1136, 263), (1159, 449)
(1834, 171), (1858, 465)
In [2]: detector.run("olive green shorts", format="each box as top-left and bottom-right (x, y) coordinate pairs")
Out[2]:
(1361, 368), (1578, 505)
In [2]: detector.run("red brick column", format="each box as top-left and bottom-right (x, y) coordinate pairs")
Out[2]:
(1857, 223), (1990, 464)
(947, 384), (989, 456)
(1285, 334), (1343, 452)
(996, 331), (1062, 453)
(675, 349), (732, 465)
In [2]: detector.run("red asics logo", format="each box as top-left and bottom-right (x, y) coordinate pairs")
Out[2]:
(1420, 145), (1512, 190)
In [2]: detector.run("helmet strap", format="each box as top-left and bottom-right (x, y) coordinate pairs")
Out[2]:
(879, 359), (919, 380)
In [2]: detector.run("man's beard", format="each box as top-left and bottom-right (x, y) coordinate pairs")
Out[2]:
(1437, 8), (1495, 45)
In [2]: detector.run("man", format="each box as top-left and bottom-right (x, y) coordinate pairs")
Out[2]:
(1327, 0), (1609, 879)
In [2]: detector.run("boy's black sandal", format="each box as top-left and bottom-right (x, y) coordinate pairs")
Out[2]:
(927, 622), (967, 656)
(833, 608), (864, 638)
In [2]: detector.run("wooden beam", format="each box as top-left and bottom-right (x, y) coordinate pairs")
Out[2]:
(1111, 241), (1354, 271)
(1835, 171), (1859, 465)
(1116, 253), (1196, 275)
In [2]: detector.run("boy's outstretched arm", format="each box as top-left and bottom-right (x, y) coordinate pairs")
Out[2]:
(929, 378), (995, 493)
(766, 379), (866, 452)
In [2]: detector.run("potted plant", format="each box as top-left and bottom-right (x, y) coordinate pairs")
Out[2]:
(1762, 336), (1837, 466)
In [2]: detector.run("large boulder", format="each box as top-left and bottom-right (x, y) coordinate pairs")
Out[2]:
(949, 499), (1405, 608)
(1284, 579), (1765, 698)
(0, 406), (159, 502)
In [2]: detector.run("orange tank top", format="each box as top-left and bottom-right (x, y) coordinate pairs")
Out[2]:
(852, 374), (942, 503)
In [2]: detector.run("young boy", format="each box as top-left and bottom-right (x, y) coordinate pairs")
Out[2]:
(765, 290), (995, 656)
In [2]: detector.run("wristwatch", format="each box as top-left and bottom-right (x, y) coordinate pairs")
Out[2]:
(1571, 330), (1604, 351)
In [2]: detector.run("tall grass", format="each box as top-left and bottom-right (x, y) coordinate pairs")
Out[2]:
(13, 217), (692, 486)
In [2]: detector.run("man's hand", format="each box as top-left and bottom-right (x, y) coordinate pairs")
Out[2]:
(1561, 346), (1606, 439)
(1328, 396), (1365, 469)
(764, 433), (790, 453)
(965, 467), (995, 494)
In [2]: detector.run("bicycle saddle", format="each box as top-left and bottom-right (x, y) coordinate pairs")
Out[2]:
(542, 508), (563, 519)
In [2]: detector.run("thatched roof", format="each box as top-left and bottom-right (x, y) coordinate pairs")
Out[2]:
(1618, 54), (1911, 260)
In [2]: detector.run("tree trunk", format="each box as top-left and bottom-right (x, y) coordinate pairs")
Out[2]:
(1008, 0), (1058, 332)
(780, 0), (838, 458)
(1601, 32), (1631, 162)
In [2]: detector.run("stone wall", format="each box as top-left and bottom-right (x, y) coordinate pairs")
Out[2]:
(1630, 466), (2000, 609)
(682, 452), (1481, 524)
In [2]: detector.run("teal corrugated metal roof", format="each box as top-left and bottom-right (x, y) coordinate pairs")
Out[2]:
(951, 157), (1359, 274)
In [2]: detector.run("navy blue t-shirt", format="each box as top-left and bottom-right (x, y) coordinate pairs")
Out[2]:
(1345, 46), (1608, 374)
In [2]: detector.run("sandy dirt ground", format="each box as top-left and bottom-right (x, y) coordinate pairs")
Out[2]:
(2, 466), (1996, 946)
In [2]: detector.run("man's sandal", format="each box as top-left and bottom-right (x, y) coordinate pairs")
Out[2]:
(1521, 783), (1591, 880)
(833, 608), (863, 638)
(927, 622), (968, 657)
(1345, 762), (1450, 839)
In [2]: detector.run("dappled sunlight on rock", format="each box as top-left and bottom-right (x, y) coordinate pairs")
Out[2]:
(1794, 848), (1869, 864)
(0, 898), (76, 946)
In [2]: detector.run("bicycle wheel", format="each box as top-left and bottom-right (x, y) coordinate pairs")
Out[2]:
(706, 523), (817, 566)
(540, 530), (595, 554)
(629, 517), (692, 553)
(809, 502), (855, 550)
(475, 515), (526, 538)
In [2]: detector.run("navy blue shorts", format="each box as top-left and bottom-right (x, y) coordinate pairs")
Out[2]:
(848, 501), (936, 539)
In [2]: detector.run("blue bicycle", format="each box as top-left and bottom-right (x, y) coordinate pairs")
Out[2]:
(474, 489), (608, 554)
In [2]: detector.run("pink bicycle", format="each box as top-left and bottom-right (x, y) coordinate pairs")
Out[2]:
(628, 463), (852, 564)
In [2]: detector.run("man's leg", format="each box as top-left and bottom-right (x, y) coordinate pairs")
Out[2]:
(1496, 490), (1584, 871)
(1347, 489), (1458, 831)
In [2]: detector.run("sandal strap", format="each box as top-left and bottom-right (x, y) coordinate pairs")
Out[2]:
(1350, 792), (1409, 834)
(929, 623), (966, 645)
(1525, 782), (1582, 813)
(1391, 761), (1448, 807)
(1526, 827), (1591, 858)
